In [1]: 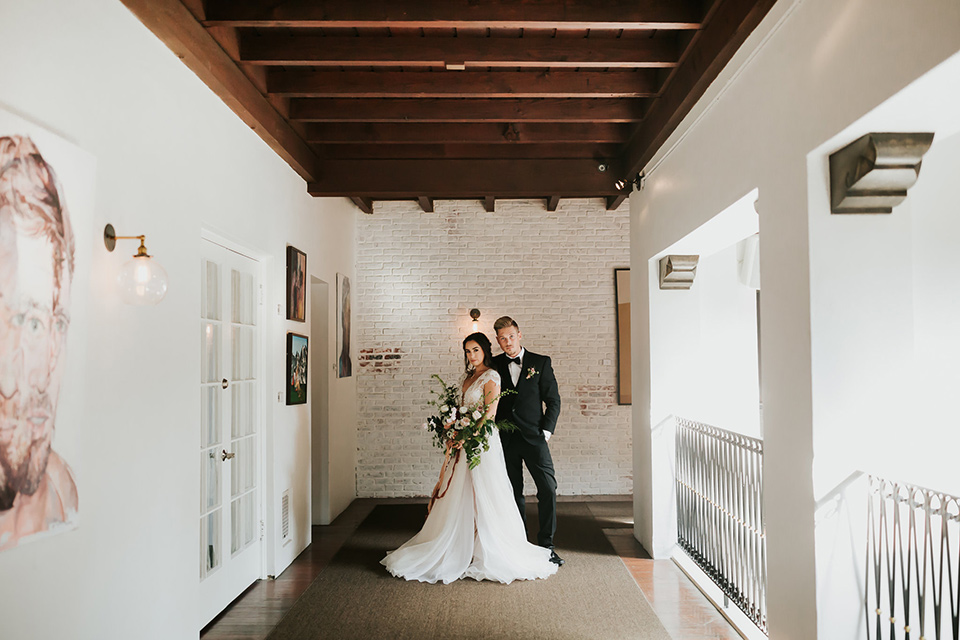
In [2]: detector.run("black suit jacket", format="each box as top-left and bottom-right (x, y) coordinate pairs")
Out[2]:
(494, 350), (561, 444)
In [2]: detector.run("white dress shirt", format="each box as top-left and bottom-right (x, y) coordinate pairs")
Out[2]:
(507, 347), (525, 386)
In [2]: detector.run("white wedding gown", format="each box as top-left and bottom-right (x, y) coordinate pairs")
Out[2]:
(381, 369), (558, 584)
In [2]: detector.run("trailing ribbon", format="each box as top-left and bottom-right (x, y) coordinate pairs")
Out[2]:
(427, 446), (460, 515)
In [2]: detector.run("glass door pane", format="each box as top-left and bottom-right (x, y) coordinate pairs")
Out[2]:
(231, 492), (256, 555)
(228, 267), (259, 558)
(200, 258), (223, 581)
(201, 511), (220, 578)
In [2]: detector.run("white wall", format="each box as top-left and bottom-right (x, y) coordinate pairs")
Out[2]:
(810, 84), (960, 638)
(909, 131), (960, 495)
(355, 198), (632, 498)
(647, 193), (760, 437)
(630, 1), (960, 638)
(806, 105), (960, 502)
(0, 1), (357, 638)
(696, 245), (761, 434)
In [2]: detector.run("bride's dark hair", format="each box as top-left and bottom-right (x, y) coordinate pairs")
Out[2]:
(463, 332), (494, 372)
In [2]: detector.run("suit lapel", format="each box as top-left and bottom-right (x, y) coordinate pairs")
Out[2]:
(498, 355), (516, 390)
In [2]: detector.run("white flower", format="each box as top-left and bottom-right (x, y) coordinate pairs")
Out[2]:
(421, 422), (429, 430)
(459, 406), (467, 413)
(440, 405), (449, 413)
(472, 410), (482, 420)
(460, 417), (470, 427)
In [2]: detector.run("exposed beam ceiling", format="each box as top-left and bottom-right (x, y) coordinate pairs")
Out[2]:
(266, 70), (660, 99)
(202, 0), (704, 29)
(289, 98), (647, 123)
(307, 159), (619, 198)
(121, 0), (776, 211)
(239, 34), (680, 68)
(304, 123), (629, 144)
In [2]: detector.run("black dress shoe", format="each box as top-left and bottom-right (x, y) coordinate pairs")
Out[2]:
(549, 550), (565, 566)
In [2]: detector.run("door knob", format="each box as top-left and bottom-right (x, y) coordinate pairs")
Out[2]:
(221, 449), (235, 462)
(222, 378), (229, 389)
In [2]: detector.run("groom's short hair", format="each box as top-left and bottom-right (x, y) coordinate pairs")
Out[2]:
(494, 316), (519, 333)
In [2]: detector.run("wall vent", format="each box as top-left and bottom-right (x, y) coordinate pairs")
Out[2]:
(281, 490), (290, 541)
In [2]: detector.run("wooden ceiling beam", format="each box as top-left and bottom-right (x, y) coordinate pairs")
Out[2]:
(205, 0), (703, 29)
(313, 143), (622, 160)
(239, 34), (679, 69)
(118, 0), (320, 181)
(418, 196), (435, 213)
(484, 196), (496, 212)
(546, 195), (561, 211)
(619, 0), (777, 179)
(290, 98), (646, 123)
(351, 197), (374, 213)
(305, 123), (628, 144)
(607, 194), (629, 210)
(307, 159), (621, 198)
(267, 70), (659, 98)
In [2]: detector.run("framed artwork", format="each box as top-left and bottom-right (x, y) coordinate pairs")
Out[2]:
(337, 273), (352, 378)
(614, 268), (632, 405)
(286, 333), (309, 405)
(0, 108), (96, 551)
(286, 245), (306, 322)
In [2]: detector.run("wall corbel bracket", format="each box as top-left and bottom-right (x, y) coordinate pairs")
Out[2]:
(829, 132), (934, 214)
(659, 255), (699, 290)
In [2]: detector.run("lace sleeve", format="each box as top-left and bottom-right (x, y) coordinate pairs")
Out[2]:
(481, 369), (501, 390)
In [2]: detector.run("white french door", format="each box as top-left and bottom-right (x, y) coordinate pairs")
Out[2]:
(199, 239), (263, 628)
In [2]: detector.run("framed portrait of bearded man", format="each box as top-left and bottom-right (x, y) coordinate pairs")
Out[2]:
(0, 108), (95, 552)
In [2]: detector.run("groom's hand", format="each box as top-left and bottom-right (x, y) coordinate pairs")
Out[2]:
(542, 430), (552, 442)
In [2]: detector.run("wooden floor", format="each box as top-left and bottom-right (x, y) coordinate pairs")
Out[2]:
(201, 498), (742, 640)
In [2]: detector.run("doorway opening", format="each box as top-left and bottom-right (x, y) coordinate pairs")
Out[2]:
(310, 277), (331, 524)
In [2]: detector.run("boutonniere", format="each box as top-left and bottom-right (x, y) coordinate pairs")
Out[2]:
(525, 366), (539, 380)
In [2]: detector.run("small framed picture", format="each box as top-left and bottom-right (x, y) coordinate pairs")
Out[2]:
(337, 273), (352, 378)
(286, 332), (308, 405)
(286, 246), (306, 322)
(614, 268), (631, 405)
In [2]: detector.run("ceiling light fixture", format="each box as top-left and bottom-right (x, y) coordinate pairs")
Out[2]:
(615, 171), (645, 193)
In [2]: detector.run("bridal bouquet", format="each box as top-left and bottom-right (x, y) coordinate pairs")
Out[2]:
(423, 374), (515, 470)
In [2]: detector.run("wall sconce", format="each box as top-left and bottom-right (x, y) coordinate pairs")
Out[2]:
(104, 224), (169, 305)
(469, 308), (481, 332)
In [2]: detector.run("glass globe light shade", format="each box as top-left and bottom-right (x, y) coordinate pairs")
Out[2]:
(118, 255), (168, 305)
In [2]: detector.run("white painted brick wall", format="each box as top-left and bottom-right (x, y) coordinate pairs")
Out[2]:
(356, 198), (631, 497)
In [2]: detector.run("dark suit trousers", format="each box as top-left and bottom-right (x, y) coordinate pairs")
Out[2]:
(502, 434), (557, 548)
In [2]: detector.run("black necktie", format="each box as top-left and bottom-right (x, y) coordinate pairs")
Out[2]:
(508, 357), (521, 365)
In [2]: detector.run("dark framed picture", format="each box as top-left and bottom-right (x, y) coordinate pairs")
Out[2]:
(286, 246), (306, 322)
(337, 273), (352, 378)
(286, 332), (308, 405)
(614, 268), (631, 405)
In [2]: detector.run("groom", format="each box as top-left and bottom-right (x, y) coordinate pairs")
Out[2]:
(493, 316), (564, 566)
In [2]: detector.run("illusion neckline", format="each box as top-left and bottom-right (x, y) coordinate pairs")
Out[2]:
(463, 368), (496, 398)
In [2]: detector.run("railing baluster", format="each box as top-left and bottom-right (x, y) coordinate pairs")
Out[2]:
(675, 417), (766, 634)
(866, 476), (960, 640)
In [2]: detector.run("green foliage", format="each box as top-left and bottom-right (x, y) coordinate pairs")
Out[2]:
(421, 375), (517, 469)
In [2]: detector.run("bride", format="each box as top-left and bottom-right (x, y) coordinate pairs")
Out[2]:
(381, 332), (559, 584)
